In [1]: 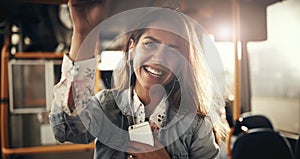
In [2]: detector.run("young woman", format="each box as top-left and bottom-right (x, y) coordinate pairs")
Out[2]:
(49, 0), (229, 158)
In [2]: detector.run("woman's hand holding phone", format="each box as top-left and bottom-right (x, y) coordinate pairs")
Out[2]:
(126, 139), (171, 159)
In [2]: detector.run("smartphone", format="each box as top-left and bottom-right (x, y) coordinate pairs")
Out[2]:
(128, 122), (154, 146)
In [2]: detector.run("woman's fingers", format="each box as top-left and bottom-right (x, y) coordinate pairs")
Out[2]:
(68, 0), (108, 33)
(67, 0), (108, 60)
(127, 141), (152, 153)
(126, 139), (165, 153)
(127, 140), (171, 159)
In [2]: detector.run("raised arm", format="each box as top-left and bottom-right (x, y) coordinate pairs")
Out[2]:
(68, 0), (108, 61)
(66, 0), (108, 110)
(49, 0), (109, 144)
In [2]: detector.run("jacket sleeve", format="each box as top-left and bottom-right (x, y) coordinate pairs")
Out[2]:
(189, 116), (220, 159)
(49, 54), (130, 150)
(49, 54), (97, 144)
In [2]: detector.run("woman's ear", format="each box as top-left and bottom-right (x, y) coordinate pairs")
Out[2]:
(128, 39), (135, 60)
(128, 39), (135, 50)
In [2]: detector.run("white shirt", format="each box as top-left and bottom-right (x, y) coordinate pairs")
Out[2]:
(132, 89), (167, 128)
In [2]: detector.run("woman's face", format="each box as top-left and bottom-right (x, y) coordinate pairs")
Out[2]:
(132, 28), (188, 90)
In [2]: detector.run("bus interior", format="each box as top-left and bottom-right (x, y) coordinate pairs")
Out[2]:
(0, 0), (299, 159)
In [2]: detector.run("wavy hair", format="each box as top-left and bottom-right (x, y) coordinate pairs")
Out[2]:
(112, 8), (229, 145)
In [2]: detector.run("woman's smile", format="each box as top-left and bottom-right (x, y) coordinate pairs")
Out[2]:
(139, 64), (172, 86)
(143, 65), (165, 78)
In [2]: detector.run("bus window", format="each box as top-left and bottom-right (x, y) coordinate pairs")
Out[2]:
(248, 0), (300, 139)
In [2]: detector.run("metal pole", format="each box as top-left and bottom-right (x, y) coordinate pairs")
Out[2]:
(232, 0), (241, 122)
(227, 0), (241, 158)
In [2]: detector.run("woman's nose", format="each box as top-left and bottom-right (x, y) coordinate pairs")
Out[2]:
(150, 45), (168, 62)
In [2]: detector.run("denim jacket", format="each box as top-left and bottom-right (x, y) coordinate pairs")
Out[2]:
(49, 55), (219, 159)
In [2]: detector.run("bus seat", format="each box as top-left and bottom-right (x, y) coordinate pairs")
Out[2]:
(295, 134), (300, 159)
(233, 112), (273, 136)
(232, 128), (295, 159)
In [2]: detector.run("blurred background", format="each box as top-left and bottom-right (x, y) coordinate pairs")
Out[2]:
(0, 0), (299, 158)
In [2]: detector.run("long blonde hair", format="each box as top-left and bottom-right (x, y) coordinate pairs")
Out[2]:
(112, 8), (229, 145)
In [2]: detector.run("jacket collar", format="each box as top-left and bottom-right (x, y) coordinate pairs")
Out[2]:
(112, 89), (192, 127)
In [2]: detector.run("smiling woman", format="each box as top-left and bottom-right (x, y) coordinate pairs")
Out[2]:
(49, 1), (229, 159)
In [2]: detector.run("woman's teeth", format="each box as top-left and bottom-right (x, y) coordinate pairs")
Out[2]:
(144, 66), (163, 77)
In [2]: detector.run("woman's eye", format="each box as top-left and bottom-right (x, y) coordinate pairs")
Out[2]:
(144, 42), (157, 50)
(166, 49), (179, 56)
